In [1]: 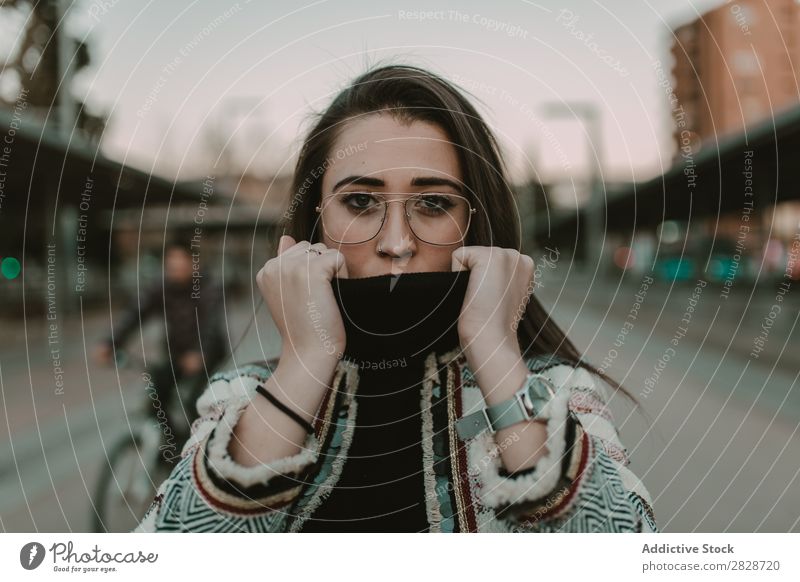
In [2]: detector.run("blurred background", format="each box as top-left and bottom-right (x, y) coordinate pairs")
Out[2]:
(0, 0), (798, 532)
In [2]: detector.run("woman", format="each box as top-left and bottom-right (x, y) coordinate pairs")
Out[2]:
(134, 63), (658, 533)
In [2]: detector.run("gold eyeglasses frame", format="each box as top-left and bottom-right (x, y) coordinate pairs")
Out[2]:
(314, 191), (478, 246)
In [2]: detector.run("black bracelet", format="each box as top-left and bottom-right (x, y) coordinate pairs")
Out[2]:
(254, 385), (315, 434)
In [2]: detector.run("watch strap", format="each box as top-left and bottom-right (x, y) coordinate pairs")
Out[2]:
(485, 396), (529, 431)
(455, 372), (556, 440)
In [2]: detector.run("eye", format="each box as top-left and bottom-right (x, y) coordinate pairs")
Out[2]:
(340, 192), (381, 211)
(412, 193), (457, 214)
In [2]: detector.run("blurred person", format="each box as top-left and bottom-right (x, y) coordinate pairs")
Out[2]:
(134, 64), (657, 533)
(94, 238), (228, 445)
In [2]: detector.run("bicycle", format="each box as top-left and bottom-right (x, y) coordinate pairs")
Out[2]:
(91, 350), (204, 533)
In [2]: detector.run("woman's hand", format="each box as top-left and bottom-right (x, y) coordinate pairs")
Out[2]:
(257, 235), (349, 367)
(452, 247), (546, 473)
(451, 245), (535, 351)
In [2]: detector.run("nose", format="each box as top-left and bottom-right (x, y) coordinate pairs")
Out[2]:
(375, 200), (416, 258)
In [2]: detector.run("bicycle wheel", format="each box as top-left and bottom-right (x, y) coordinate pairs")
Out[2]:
(92, 427), (171, 532)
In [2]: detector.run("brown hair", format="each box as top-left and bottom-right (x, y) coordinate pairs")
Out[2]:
(279, 62), (638, 406)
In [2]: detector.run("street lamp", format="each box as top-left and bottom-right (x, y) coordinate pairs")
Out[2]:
(539, 101), (604, 270)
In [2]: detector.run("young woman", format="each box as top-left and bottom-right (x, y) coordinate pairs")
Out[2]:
(135, 63), (658, 533)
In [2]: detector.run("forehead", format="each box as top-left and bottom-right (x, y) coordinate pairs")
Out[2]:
(322, 114), (462, 189)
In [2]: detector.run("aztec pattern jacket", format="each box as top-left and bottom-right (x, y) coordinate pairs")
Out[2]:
(134, 349), (659, 533)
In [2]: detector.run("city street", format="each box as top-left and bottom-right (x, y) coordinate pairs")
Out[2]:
(539, 270), (800, 532)
(1, 274), (797, 532)
(0, 296), (281, 532)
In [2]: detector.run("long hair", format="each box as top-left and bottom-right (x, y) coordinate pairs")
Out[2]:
(279, 62), (637, 405)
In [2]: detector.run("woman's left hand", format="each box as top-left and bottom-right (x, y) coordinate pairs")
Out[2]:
(451, 246), (535, 352)
(452, 246), (547, 472)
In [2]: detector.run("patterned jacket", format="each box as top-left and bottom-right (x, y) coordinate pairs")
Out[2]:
(134, 348), (659, 532)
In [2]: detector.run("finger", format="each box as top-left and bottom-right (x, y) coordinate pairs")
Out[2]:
(306, 242), (328, 254)
(451, 246), (475, 272)
(523, 254), (536, 280)
(277, 239), (314, 264)
(318, 248), (349, 279)
(277, 234), (296, 255)
(333, 250), (348, 278)
(286, 240), (322, 256)
(298, 243), (328, 263)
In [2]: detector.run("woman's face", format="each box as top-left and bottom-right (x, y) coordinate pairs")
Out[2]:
(320, 113), (465, 278)
(165, 247), (193, 284)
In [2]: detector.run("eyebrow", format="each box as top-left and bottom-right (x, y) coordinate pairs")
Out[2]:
(331, 175), (464, 194)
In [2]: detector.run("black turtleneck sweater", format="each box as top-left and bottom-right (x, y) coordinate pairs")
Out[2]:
(298, 270), (470, 533)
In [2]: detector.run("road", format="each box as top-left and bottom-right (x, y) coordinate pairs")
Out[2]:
(1, 273), (798, 532)
(537, 269), (800, 532)
(0, 296), (280, 532)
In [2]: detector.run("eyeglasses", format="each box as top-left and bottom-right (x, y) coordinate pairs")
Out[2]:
(315, 191), (477, 246)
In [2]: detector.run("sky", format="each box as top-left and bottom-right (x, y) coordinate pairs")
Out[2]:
(57, 0), (726, 186)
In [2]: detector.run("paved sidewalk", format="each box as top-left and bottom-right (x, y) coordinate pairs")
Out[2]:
(0, 297), (281, 532)
(1, 275), (798, 532)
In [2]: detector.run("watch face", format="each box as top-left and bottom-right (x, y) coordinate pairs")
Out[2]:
(519, 389), (537, 417)
(532, 375), (556, 398)
(524, 375), (555, 416)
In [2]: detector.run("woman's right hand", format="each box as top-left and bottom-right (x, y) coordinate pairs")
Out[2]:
(257, 234), (348, 366)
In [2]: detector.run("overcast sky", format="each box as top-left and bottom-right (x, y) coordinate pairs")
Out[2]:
(57, 0), (726, 185)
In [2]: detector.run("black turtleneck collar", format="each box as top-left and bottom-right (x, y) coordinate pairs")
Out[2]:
(330, 270), (469, 366)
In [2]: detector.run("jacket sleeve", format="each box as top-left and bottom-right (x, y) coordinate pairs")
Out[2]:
(107, 283), (162, 350)
(197, 281), (225, 354)
(470, 360), (659, 533)
(133, 362), (322, 532)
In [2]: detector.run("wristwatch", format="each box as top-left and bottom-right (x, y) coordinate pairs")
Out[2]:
(455, 372), (556, 440)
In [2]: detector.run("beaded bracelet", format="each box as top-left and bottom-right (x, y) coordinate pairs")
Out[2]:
(254, 385), (315, 434)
